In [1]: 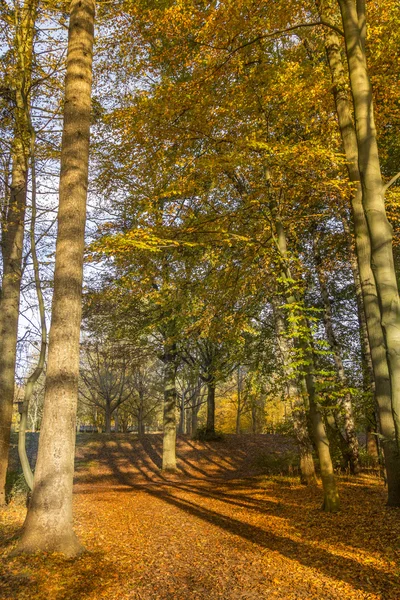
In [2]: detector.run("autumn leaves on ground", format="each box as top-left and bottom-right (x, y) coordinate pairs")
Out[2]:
(1, 434), (399, 600)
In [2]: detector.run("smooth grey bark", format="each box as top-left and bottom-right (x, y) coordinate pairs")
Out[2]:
(313, 239), (360, 473)
(338, 0), (400, 445)
(0, 0), (37, 506)
(18, 142), (47, 491)
(162, 343), (177, 471)
(321, 10), (400, 504)
(16, 0), (95, 554)
(341, 217), (374, 394)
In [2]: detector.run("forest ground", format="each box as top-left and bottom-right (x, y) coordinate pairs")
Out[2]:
(1, 434), (400, 600)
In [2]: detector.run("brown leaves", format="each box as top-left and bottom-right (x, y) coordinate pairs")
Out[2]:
(2, 435), (400, 599)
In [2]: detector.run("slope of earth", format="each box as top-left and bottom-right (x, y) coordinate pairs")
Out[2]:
(1, 434), (400, 600)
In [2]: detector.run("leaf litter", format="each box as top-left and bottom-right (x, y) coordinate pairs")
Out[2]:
(1, 434), (399, 599)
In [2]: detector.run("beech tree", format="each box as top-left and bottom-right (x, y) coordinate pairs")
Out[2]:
(0, 0), (38, 506)
(16, 0), (95, 555)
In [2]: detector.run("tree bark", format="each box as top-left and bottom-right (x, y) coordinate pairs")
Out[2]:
(16, 0), (95, 554)
(114, 409), (119, 433)
(104, 403), (112, 434)
(341, 217), (374, 394)
(321, 8), (400, 504)
(235, 366), (241, 435)
(138, 403), (145, 437)
(338, 0), (400, 446)
(0, 0), (37, 506)
(18, 142), (47, 492)
(272, 299), (317, 485)
(178, 390), (185, 435)
(162, 344), (177, 471)
(206, 379), (216, 435)
(313, 240), (360, 473)
(272, 200), (339, 508)
(307, 371), (340, 512)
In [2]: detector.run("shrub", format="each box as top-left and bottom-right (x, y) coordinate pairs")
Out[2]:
(193, 426), (224, 442)
(253, 451), (300, 476)
(5, 471), (30, 504)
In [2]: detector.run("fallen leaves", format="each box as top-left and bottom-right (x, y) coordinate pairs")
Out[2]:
(1, 434), (400, 599)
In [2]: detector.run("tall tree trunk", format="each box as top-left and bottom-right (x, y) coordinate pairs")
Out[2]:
(306, 371), (340, 512)
(0, 0), (37, 507)
(313, 240), (360, 474)
(162, 344), (177, 471)
(321, 9), (400, 504)
(251, 402), (257, 434)
(272, 299), (317, 485)
(16, 0), (95, 554)
(206, 379), (216, 436)
(338, 0), (400, 445)
(190, 379), (202, 436)
(178, 390), (185, 435)
(191, 399), (200, 437)
(235, 366), (241, 435)
(341, 217), (374, 394)
(18, 144), (47, 492)
(272, 199), (339, 509)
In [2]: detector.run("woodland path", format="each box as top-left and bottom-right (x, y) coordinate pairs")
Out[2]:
(1, 434), (399, 599)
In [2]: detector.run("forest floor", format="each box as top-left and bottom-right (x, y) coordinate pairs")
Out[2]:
(1, 434), (400, 599)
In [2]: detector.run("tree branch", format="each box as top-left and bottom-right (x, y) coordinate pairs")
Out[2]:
(383, 172), (400, 193)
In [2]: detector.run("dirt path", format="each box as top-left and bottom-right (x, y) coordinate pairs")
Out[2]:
(1, 435), (399, 599)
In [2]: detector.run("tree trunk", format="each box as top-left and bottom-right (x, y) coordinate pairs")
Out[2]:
(307, 372), (340, 512)
(321, 10), (400, 504)
(272, 199), (338, 508)
(178, 390), (185, 435)
(251, 401), (259, 434)
(19, 145), (47, 492)
(338, 0), (400, 446)
(206, 379), (216, 436)
(191, 401), (200, 437)
(114, 408), (119, 433)
(138, 402), (145, 437)
(0, 0), (37, 506)
(162, 344), (177, 471)
(314, 240), (360, 474)
(341, 217), (375, 394)
(272, 298), (317, 485)
(235, 366), (241, 435)
(16, 0), (95, 555)
(104, 404), (112, 434)
(366, 423), (379, 464)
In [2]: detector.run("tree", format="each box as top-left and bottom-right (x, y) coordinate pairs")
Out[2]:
(0, 0), (38, 506)
(80, 340), (135, 434)
(16, 0), (95, 555)
(318, 0), (400, 504)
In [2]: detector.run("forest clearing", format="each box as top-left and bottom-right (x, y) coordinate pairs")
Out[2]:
(1, 434), (400, 600)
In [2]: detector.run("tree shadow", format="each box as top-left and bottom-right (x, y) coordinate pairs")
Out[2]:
(0, 546), (121, 600)
(139, 483), (398, 597)
(74, 445), (399, 598)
